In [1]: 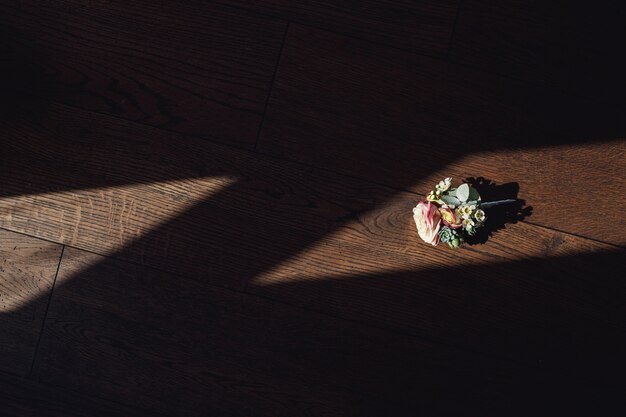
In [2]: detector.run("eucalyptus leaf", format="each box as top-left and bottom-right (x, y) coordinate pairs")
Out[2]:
(456, 183), (470, 202)
(468, 186), (480, 202)
(441, 195), (460, 207)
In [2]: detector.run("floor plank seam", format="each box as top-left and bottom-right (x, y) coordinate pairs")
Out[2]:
(446, 0), (464, 59)
(2, 86), (622, 250)
(210, 1), (450, 61)
(1, 4), (623, 414)
(6, 83), (617, 249)
(28, 244), (65, 378)
(205, 1), (625, 105)
(0, 228), (612, 391)
(0, 229), (524, 366)
(1, 82), (621, 249)
(0, 228), (594, 384)
(519, 222), (625, 250)
(254, 21), (290, 151)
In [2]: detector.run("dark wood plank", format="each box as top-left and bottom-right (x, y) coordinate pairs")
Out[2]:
(31, 247), (620, 416)
(449, 0), (626, 104)
(0, 372), (155, 417)
(216, 0), (459, 56)
(257, 25), (626, 243)
(0, 0), (286, 149)
(0, 229), (62, 376)
(1, 100), (625, 381)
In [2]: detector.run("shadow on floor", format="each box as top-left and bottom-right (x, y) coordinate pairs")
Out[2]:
(1, 7), (626, 416)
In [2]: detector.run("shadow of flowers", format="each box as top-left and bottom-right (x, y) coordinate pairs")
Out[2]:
(464, 177), (533, 245)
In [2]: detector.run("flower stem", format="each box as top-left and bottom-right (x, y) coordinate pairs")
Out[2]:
(481, 199), (517, 209)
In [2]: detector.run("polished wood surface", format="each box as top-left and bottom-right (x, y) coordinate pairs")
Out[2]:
(0, 0), (286, 148)
(1, 100), (624, 373)
(216, 0), (459, 55)
(31, 247), (622, 416)
(1, 0), (624, 415)
(0, 372), (155, 417)
(449, 0), (626, 104)
(258, 25), (625, 243)
(0, 229), (62, 376)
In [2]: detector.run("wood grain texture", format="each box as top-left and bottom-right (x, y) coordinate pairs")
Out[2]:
(2, 2), (625, 415)
(0, 229), (62, 376)
(449, 0), (626, 104)
(0, 372), (156, 417)
(216, 0), (459, 56)
(1, 100), (625, 380)
(31, 247), (621, 416)
(0, 0), (286, 148)
(257, 25), (626, 243)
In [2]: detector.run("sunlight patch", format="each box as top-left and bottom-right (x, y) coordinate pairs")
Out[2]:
(0, 175), (237, 256)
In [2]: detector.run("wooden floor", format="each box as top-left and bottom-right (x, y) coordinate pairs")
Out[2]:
(1, 1), (625, 415)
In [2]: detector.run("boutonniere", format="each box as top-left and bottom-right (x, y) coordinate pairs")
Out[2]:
(413, 178), (513, 248)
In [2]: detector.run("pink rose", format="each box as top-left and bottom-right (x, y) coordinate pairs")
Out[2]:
(413, 201), (441, 246)
(439, 207), (462, 229)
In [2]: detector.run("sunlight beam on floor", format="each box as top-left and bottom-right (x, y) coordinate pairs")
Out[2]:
(0, 175), (237, 313)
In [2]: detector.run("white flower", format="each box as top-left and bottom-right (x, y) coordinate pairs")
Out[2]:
(474, 209), (486, 223)
(462, 218), (475, 230)
(435, 177), (452, 192)
(458, 204), (476, 219)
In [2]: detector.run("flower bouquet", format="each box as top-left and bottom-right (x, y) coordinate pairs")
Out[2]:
(413, 178), (489, 248)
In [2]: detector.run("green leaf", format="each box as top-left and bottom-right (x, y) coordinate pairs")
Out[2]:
(468, 186), (480, 202)
(456, 183), (470, 202)
(441, 195), (460, 207)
